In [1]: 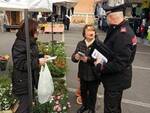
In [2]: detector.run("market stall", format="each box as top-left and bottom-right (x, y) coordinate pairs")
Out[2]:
(0, 0), (52, 113)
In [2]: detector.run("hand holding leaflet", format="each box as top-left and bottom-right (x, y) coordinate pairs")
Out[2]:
(91, 49), (108, 64)
(45, 55), (57, 62)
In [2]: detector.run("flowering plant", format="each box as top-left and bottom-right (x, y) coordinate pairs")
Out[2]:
(33, 94), (71, 113)
(0, 75), (15, 110)
(51, 94), (71, 112)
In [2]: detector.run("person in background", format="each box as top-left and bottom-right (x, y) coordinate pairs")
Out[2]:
(94, 2), (137, 113)
(0, 11), (9, 32)
(11, 18), (47, 113)
(63, 15), (70, 30)
(72, 25), (100, 113)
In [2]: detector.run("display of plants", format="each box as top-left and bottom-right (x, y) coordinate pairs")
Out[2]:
(0, 75), (15, 110)
(33, 94), (71, 113)
(0, 76), (70, 112)
(38, 41), (67, 78)
(33, 79), (70, 113)
(35, 41), (70, 113)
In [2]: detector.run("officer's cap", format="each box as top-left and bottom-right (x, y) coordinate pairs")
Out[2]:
(102, 0), (129, 13)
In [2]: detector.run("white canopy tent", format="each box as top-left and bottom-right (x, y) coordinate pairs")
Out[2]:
(0, 1), (53, 113)
(0, 0), (53, 11)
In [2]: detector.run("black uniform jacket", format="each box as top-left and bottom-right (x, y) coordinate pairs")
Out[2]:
(12, 31), (40, 95)
(99, 20), (137, 91)
(71, 38), (103, 81)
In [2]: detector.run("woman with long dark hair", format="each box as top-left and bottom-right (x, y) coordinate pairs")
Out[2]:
(11, 18), (47, 113)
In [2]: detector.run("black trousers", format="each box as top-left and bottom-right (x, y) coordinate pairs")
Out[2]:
(104, 90), (123, 113)
(15, 95), (29, 113)
(80, 79), (100, 111)
(64, 24), (70, 30)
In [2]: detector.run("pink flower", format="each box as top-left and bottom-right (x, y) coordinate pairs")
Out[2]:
(53, 105), (58, 111)
(57, 95), (61, 100)
(55, 100), (59, 104)
(56, 105), (62, 112)
(53, 104), (62, 112)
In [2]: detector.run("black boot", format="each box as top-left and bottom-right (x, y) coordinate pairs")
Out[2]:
(77, 106), (88, 113)
(87, 109), (95, 113)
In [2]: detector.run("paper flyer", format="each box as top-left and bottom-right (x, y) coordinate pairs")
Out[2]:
(91, 49), (108, 63)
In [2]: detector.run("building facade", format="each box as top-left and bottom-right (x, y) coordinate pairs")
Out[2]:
(71, 0), (97, 24)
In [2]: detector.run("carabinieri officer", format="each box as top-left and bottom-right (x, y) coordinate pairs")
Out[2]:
(94, 1), (137, 113)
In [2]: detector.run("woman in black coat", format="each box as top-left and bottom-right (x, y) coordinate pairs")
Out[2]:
(12, 19), (47, 113)
(72, 25), (101, 113)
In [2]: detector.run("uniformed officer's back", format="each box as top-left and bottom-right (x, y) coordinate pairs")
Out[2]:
(94, 1), (137, 113)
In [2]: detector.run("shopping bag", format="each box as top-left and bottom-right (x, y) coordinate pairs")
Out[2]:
(38, 63), (54, 104)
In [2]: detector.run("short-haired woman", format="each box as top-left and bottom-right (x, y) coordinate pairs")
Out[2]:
(71, 24), (101, 113)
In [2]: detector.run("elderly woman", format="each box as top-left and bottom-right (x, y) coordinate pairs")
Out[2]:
(71, 24), (101, 113)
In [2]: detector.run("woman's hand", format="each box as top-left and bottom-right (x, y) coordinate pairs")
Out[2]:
(74, 53), (81, 61)
(39, 58), (47, 65)
(80, 56), (88, 63)
(94, 58), (103, 66)
(44, 55), (50, 59)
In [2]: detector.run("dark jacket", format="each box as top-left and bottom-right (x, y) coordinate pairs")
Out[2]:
(99, 20), (137, 91)
(71, 38), (102, 81)
(63, 16), (70, 25)
(11, 31), (40, 95)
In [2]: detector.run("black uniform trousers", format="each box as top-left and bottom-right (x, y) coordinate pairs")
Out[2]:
(15, 95), (29, 113)
(104, 90), (123, 113)
(80, 79), (100, 111)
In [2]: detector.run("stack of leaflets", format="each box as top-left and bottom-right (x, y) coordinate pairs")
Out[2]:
(91, 49), (108, 64)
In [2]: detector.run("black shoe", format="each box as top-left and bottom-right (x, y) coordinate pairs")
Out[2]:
(87, 109), (95, 113)
(77, 106), (88, 113)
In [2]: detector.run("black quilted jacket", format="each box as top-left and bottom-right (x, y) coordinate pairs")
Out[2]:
(12, 31), (40, 95)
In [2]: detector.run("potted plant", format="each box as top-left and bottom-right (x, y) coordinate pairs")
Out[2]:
(0, 55), (9, 71)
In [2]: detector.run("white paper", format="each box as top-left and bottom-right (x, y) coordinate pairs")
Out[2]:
(91, 49), (108, 63)
(46, 56), (57, 61)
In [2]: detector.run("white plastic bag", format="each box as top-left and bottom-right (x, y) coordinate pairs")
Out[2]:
(38, 63), (54, 104)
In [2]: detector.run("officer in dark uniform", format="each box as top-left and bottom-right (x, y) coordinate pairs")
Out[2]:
(94, 2), (137, 113)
